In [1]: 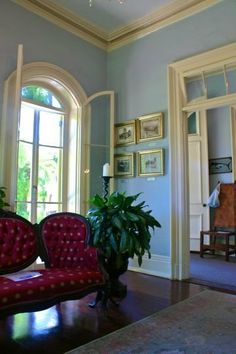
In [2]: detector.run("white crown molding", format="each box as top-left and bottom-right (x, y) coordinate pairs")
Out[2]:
(107, 0), (221, 50)
(11, 0), (221, 51)
(11, 0), (108, 50)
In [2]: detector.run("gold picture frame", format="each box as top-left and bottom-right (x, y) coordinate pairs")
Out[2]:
(114, 120), (136, 146)
(138, 149), (164, 177)
(114, 153), (134, 178)
(136, 112), (163, 143)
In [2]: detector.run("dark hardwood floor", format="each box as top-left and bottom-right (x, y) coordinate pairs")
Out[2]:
(0, 271), (211, 354)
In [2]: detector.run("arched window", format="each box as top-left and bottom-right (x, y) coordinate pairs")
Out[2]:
(0, 62), (87, 222)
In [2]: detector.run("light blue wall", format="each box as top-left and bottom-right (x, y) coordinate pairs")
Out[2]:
(107, 0), (236, 256)
(0, 0), (107, 108)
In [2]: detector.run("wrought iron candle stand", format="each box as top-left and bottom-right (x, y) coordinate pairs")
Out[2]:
(102, 176), (112, 202)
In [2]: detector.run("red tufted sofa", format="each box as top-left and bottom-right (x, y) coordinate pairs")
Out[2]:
(0, 211), (106, 317)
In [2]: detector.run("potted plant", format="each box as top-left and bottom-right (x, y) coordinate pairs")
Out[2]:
(0, 187), (10, 210)
(87, 191), (161, 298)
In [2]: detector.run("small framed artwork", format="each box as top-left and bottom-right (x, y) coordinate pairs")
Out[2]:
(136, 112), (163, 143)
(114, 153), (134, 177)
(138, 149), (164, 177)
(209, 157), (232, 174)
(114, 120), (136, 146)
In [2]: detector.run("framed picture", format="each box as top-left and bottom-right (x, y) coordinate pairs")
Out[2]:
(209, 157), (232, 174)
(114, 120), (136, 146)
(114, 153), (134, 177)
(138, 149), (164, 177)
(136, 112), (163, 143)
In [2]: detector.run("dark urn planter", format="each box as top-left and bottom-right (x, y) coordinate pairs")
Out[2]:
(103, 253), (129, 299)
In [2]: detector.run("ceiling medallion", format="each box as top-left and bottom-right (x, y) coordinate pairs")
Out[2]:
(89, 0), (125, 7)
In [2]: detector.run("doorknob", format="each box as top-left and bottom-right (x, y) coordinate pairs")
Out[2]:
(203, 203), (207, 207)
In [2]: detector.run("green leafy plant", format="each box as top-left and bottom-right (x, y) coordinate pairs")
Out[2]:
(87, 192), (161, 269)
(0, 187), (10, 209)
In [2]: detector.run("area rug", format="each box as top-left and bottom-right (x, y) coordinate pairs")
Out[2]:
(65, 290), (236, 354)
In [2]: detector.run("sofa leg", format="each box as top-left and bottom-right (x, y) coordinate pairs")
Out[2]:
(88, 290), (104, 308)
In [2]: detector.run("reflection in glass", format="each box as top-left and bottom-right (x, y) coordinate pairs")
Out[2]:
(226, 65), (236, 94)
(19, 105), (34, 142)
(188, 112), (197, 135)
(185, 76), (205, 102)
(39, 111), (63, 147)
(84, 144), (110, 199)
(38, 146), (62, 204)
(206, 70), (226, 99)
(16, 142), (33, 220)
(37, 203), (61, 222)
(16, 202), (31, 221)
(89, 95), (110, 146)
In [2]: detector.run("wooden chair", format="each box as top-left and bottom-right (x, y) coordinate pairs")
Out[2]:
(200, 182), (236, 261)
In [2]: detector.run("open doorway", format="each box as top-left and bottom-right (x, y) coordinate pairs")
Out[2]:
(168, 42), (236, 281)
(188, 106), (236, 291)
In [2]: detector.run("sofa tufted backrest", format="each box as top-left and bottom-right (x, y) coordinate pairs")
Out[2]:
(0, 214), (38, 274)
(39, 212), (99, 270)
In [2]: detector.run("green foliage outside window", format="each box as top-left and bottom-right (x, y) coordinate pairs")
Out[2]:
(21, 86), (63, 109)
(16, 143), (31, 219)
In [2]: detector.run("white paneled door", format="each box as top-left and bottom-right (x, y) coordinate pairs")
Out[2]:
(188, 111), (209, 251)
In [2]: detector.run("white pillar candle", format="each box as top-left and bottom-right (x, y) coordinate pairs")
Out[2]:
(103, 163), (110, 177)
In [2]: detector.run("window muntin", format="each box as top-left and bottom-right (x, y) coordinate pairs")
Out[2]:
(185, 66), (236, 104)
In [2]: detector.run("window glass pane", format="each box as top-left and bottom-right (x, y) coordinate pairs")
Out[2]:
(206, 71), (226, 99)
(89, 95), (110, 146)
(84, 144), (110, 199)
(16, 202), (31, 221)
(37, 203), (62, 223)
(17, 142), (33, 203)
(38, 146), (62, 203)
(185, 76), (205, 103)
(39, 112), (64, 147)
(226, 66), (236, 94)
(19, 105), (34, 142)
(22, 86), (63, 109)
(188, 112), (197, 134)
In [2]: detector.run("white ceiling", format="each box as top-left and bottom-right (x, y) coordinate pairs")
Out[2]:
(48, 0), (175, 33)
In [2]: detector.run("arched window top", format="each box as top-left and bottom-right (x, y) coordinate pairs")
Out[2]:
(22, 85), (64, 109)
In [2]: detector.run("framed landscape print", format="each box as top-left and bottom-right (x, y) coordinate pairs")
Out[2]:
(209, 157), (232, 174)
(136, 112), (163, 143)
(114, 120), (136, 146)
(114, 153), (134, 177)
(138, 149), (164, 177)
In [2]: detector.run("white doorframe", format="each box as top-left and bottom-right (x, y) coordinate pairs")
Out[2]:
(168, 42), (236, 280)
(231, 106), (236, 181)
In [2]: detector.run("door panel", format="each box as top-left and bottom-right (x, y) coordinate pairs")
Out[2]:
(82, 91), (114, 214)
(188, 111), (209, 251)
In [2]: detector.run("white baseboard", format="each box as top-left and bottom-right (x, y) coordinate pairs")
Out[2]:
(128, 253), (171, 279)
